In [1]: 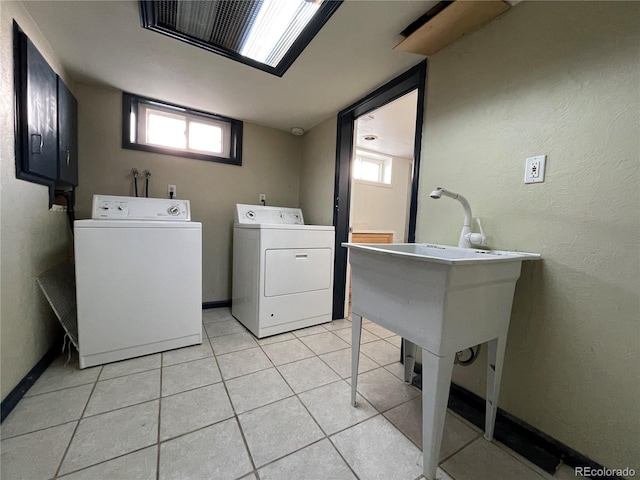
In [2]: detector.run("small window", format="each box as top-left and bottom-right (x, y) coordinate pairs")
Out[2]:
(123, 93), (242, 165)
(354, 150), (392, 185)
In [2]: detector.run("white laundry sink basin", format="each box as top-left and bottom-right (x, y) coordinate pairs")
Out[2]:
(344, 242), (540, 355)
(344, 242), (540, 480)
(346, 242), (539, 264)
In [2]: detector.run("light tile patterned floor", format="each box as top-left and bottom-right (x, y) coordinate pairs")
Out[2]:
(1, 308), (570, 480)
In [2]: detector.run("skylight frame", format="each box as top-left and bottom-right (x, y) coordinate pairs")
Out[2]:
(139, 0), (343, 77)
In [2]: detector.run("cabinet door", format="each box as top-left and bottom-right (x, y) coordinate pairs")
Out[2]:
(25, 38), (57, 180)
(57, 78), (78, 185)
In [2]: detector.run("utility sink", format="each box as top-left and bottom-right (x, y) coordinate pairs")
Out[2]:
(343, 242), (540, 480)
(344, 243), (539, 355)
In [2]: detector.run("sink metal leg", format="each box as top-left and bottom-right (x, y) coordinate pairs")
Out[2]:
(403, 339), (417, 384)
(351, 313), (362, 407)
(421, 350), (455, 480)
(485, 335), (507, 440)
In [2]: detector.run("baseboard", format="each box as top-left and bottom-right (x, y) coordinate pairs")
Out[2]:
(203, 300), (231, 309)
(411, 367), (622, 479)
(1, 339), (62, 423)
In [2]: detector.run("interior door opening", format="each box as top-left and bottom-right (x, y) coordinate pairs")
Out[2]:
(332, 61), (426, 320)
(345, 90), (419, 316)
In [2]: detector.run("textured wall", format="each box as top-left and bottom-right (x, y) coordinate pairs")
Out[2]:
(299, 116), (337, 226)
(417, 1), (639, 471)
(74, 84), (302, 302)
(0, 1), (73, 400)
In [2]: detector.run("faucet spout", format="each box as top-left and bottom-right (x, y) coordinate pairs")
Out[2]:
(430, 187), (473, 248)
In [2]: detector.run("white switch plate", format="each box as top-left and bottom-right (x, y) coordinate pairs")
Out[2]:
(524, 155), (546, 184)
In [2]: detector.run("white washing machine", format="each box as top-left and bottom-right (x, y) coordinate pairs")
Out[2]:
(232, 204), (335, 338)
(74, 195), (202, 368)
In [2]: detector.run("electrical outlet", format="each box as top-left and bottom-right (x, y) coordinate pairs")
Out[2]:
(259, 193), (266, 204)
(168, 184), (177, 198)
(530, 159), (540, 178)
(524, 155), (546, 184)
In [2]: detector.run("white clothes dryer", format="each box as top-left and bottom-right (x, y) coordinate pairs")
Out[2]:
(74, 195), (202, 368)
(232, 204), (334, 338)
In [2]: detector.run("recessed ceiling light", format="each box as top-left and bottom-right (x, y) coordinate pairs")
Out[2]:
(363, 135), (378, 141)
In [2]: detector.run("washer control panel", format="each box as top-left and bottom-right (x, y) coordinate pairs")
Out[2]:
(235, 204), (304, 225)
(92, 195), (191, 220)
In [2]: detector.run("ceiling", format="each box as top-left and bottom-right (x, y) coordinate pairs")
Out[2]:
(22, 1), (435, 133)
(355, 90), (418, 159)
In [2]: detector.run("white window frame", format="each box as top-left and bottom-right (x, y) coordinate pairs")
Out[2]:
(137, 103), (231, 158)
(354, 149), (392, 186)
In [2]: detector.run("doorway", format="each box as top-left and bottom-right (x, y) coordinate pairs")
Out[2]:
(332, 61), (426, 319)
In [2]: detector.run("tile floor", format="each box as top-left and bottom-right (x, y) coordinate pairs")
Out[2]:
(1, 308), (576, 480)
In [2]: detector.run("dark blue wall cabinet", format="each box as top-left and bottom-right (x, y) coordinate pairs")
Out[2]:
(26, 39), (57, 179)
(13, 21), (78, 198)
(57, 78), (78, 186)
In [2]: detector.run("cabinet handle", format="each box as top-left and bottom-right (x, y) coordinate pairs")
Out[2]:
(30, 134), (43, 154)
(63, 150), (70, 166)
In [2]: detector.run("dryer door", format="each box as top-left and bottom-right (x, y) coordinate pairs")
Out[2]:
(264, 248), (332, 297)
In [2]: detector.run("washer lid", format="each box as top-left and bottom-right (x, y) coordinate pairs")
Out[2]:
(235, 204), (304, 225)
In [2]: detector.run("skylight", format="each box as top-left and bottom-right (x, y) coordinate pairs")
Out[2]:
(140, 0), (342, 77)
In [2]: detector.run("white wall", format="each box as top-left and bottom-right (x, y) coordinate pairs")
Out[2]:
(351, 154), (412, 241)
(75, 84), (302, 303)
(0, 1), (73, 400)
(417, 1), (639, 472)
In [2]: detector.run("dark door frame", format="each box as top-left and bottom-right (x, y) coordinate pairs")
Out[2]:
(331, 60), (427, 320)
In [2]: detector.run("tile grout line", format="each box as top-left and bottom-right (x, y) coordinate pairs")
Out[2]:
(255, 323), (412, 478)
(0, 383), (94, 441)
(253, 341), (364, 479)
(492, 438), (556, 480)
(53, 364), (104, 479)
(326, 435), (363, 480)
(20, 376), (98, 400)
(53, 445), (157, 478)
(156, 351), (164, 480)
(437, 434), (482, 466)
(301, 330), (391, 480)
(50, 334), (212, 477)
(251, 329), (331, 473)
(209, 339), (260, 479)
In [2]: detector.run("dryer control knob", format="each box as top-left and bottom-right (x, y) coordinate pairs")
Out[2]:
(168, 205), (181, 216)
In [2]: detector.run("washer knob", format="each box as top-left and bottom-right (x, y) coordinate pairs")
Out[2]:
(168, 205), (181, 216)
